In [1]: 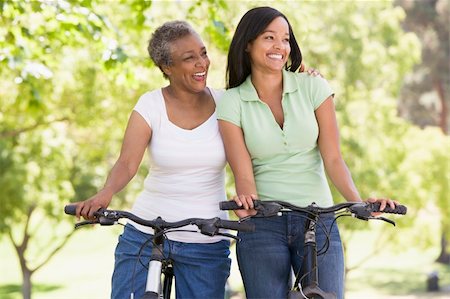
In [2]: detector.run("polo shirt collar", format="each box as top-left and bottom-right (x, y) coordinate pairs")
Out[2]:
(239, 69), (298, 102)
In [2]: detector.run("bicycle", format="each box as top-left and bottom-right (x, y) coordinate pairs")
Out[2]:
(219, 200), (407, 299)
(64, 205), (255, 299)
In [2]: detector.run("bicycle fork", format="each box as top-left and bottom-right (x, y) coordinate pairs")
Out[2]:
(141, 230), (174, 299)
(289, 215), (336, 299)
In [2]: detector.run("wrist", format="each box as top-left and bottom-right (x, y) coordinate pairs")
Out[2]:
(99, 187), (114, 200)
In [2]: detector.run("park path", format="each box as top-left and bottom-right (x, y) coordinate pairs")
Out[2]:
(345, 292), (450, 299)
(229, 291), (450, 299)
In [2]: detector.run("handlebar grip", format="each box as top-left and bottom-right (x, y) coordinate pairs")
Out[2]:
(219, 201), (244, 210)
(217, 220), (255, 232)
(369, 202), (407, 215)
(64, 205), (77, 215)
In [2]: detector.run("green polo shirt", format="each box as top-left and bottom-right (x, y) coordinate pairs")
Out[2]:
(217, 69), (334, 207)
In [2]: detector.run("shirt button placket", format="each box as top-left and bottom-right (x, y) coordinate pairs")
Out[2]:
(282, 132), (288, 150)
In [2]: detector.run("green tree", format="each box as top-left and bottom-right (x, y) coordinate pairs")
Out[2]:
(0, 1), (139, 298)
(395, 0), (450, 263)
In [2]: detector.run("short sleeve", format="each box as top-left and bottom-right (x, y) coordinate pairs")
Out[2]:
(216, 89), (242, 127)
(210, 88), (225, 103)
(310, 77), (334, 110)
(133, 90), (162, 129)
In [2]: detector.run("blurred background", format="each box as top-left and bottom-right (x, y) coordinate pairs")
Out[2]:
(0, 0), (448, 298)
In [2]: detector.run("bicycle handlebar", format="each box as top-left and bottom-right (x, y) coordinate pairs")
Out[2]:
(219, 200), (407, 220)
(64, 205), (255, 236)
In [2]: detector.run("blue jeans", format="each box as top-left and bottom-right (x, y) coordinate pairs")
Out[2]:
(111, 224), (231, 299)
(236, 213), (344, 299)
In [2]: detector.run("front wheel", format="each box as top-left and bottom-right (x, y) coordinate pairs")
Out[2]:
(288, 290), (334, 299)
(140, 291), (160, 299)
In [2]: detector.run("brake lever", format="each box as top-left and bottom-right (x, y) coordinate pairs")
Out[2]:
(75, 220), (99, 228)
(353, 214), (396, 226)
(373, 216), (396, 226)
(215, 232), (240, 241)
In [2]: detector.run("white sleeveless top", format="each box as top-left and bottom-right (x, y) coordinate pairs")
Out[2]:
(130, 88), (229, 243)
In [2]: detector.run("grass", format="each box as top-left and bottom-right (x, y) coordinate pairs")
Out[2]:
(1, 224), (449, 299)
(1, 225), (121, 299)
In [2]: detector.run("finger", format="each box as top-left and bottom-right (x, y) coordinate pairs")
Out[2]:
(388, 199), (396, 209)
(89, 205), (103, 220)
(233, 196), (243, 207)
(299, 63), (305, 72)
(79, 205), (88, 220)
(379, 199), (387, 211)
(366, 197), (376, 203)
(246, 195), (254, 209)
(239, 195), (249, 210)
(75, 203), (82, 221)
(79, 203), (91, 221)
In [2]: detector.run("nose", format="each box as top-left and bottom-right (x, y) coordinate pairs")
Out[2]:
(274, 38), (285, 50)
(195, 56), (208, 68)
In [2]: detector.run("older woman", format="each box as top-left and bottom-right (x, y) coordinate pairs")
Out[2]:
(72, 21), (230, 299)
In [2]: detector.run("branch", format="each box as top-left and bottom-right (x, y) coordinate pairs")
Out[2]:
(0, 117), (69, 138)
(32, 229), (77, 273)
(18, 204), (37, 255)
(7, 229), (19, 253)
(345, 229), (395, 274)
(7, 204), (36, 273)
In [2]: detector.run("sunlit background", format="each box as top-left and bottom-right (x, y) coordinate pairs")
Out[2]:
(1, 0), (449, 298)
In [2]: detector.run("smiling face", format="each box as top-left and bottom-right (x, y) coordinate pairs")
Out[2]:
(246, 16), (291, 74)
(163, 33), (210, 93)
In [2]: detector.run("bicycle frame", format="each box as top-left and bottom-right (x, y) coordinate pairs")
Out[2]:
(288, 213), (336, 299)
(142, 226), (173, 299)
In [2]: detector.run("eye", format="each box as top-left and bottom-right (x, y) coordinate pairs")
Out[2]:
(201, 51), (208, 58)
(265, 35), (274, 40)
(183, 56), (194, 61)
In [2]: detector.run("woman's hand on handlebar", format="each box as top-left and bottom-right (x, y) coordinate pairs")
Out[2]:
(71, 189), (113, 220)
(366, 197), (398, 216)
(232, 194), (258, 219)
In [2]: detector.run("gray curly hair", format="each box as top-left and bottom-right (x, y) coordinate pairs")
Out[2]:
(148, 20), (198, 78)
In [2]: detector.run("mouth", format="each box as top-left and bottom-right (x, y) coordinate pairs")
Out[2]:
(194, 71), (206, 77)
(193, 71), (207, 81)
(267, 53), (283, 60)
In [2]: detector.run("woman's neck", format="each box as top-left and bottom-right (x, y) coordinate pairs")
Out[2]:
(165, 85), (209, 107)
(250, 70), (283, 100)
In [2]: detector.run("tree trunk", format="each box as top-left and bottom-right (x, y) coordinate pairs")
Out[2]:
(9, 205), (35, 299)
(433, 79), (449, 264)
(22, 268), (32, 299)
(433, 78), (448, 134)
(436, 233), (450, 264)
(8, 205), (76, 299)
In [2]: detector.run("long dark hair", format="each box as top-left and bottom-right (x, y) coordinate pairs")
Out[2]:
(226, 7), (302, 89)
